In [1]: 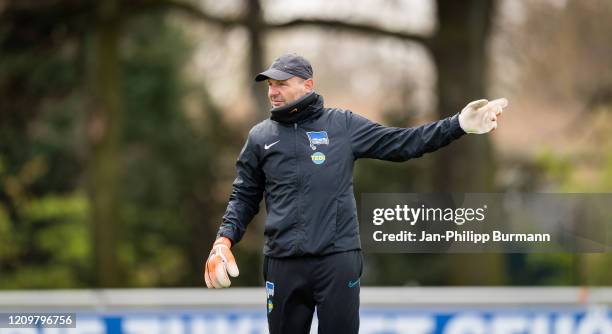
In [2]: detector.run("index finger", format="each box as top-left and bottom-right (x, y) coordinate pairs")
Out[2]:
(483, 98), (508, 117)
(489, 98), (508, 109)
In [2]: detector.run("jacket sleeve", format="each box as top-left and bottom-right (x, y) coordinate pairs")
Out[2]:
(348, 111), (466, 161)
(217, 133), (265, 245)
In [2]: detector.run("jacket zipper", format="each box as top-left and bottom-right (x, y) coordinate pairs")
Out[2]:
(294, 123), (301, 251)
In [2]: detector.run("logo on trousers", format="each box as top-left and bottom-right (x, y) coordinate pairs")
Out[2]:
(266, 281), (275, 313)
(266, 281), (275, 297)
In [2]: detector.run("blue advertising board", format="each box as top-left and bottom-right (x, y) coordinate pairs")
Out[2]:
(1, 306), (610, 334)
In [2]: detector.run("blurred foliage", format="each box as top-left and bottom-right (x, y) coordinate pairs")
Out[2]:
(0, 6), (244, 288)
(0, 193), (90, 288)
(0, 0), (89, 287)
(500, 107), (612, 286)
(119, 13), (207, 286)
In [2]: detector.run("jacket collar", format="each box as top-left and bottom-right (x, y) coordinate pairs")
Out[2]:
(270, 92), (323, 124)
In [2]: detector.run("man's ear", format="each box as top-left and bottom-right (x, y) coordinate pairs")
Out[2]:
(304, 78), (314, 92)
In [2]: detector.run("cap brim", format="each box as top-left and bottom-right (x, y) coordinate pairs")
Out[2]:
(254, 68), (294, 82)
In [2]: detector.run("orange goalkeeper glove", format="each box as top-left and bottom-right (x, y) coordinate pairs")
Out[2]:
(204, 237), (240, 288)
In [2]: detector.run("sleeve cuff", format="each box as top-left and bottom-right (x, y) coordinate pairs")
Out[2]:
(449, 113), (467, 138)
(216, 227), (239, 247)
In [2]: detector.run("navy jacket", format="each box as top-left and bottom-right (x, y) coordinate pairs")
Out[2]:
(217, 92), (465, 257)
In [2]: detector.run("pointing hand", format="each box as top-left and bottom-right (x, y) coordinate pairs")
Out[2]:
(458, 98), (508, 134)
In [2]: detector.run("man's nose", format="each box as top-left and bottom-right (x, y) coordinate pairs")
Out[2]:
(268, 85), (279, 96)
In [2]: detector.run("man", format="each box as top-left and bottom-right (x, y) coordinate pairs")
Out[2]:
(204, 53), (507, 333)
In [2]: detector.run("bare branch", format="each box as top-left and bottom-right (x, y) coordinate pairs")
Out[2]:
(132, 0), (244, 28)
(142, 1), (431, 48)
(267, 18), (432, 49)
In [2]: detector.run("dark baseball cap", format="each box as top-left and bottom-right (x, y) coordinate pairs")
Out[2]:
(254, 53), (313, 82)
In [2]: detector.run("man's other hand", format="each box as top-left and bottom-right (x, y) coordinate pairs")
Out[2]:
(459, 98), (508, 134)
(204, 237), (240, 288)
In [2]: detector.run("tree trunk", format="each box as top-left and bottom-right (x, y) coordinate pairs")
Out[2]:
(245, 0), (269, 120)
(89, 0), (123, 288)
(432, 0), (504, 285)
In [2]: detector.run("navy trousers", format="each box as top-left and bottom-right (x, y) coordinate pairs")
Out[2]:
(263, 250), (362, 334)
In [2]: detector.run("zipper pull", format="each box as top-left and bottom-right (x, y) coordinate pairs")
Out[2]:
(294, 123), (297, 129)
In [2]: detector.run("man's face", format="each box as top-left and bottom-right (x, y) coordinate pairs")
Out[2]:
(267, 77), (314, 108)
